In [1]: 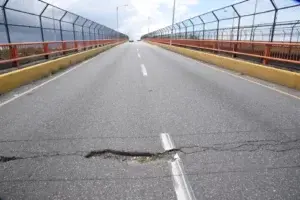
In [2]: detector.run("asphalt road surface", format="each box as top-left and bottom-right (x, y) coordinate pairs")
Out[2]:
(0, 42), (300, 200)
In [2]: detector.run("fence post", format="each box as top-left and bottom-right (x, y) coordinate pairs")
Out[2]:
(98, 25), (101, 41)
(188, 19), (194, 39)
(269, 0), (278, 42)
(3, 0), (11, 43)
(182, 22), (187, 39)
(73, 16), (80, 41)
(177, 24), (181, 39)
(185, 26), (188, 39)
(232, 5), (240, 58)
(290, 21), (300, 43)
(232, 41), (237, 58)
(212, 11), (219, 40)
(82, 40), (86, 50)
(88, 22), (94, 42)
(11, 45), (19, 67)
(173, 25), (177, 39)
(59, 11), (67, 41)
(82, 19), (88, 42)
(62, 41), (67, 55)
(99, 25), (104, 40)
(159, 29), (163, 38)
(94, 24), (98, 42)
(74, 40), (78, 52)
(108, 29), (115, 39)
(232, 5), (240, 41)
(199, 16), (205, 40)
(39, 4), (48, 43)
(166, 27), (170, 39)
(43, 43), (49, 59)
(103, 30), (105, 39)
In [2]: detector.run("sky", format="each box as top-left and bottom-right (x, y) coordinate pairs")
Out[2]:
(0, 0), (299, 42)
(47, 0), (240, 40)
(45, 0), (300, 40)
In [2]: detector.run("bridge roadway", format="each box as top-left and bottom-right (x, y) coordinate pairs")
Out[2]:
(0, 42), (300, 200)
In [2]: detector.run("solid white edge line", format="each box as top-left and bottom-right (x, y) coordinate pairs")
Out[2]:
(0, 55), (98, 108)
(158, 46), (300, 100)
(200, 62), (300, 100)
(160, 133), (196, 200)
(141, 64), (148, 76)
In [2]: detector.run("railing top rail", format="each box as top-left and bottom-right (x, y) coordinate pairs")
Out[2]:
(147, 39), (300, 46)
(0, 39), (118, 46)
(147, 38), (300, 68)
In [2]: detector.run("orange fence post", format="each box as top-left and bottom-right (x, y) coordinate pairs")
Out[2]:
(82, 41), (85, 50)
(10, 45), (19, 67)
(213, 42), (218, 54)
(263, 44), (270, 65)
(232, 43), (237, 58)
(62, 42), (67, 55)
(43, 43), (49, 59)
(74, 41), (78, 52)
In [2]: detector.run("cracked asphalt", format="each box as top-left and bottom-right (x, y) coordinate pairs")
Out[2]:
(0, 42), (300, 200)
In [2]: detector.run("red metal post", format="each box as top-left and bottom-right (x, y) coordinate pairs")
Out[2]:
(10, 45), (19, 67)
(232, 42), (237, 58)
(43, 43), (49, 59)
(213, 42), (218, 54)
(263, 44), (271, 65)
(74, 41), (78, 52)
(82, 41), (86, 50)
(62, 42), (67, 55)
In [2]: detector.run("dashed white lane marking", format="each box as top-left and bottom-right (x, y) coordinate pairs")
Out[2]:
(141, 64), (147, 76)
(0, 56), (98, 108)
(137, 48), (139, 52)
(160, 133), (196, 200)
(138, 53), (141, 58)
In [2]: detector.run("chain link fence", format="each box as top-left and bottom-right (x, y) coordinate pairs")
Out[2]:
(142, 0), (300, 43)
(0, 0), (128, 43)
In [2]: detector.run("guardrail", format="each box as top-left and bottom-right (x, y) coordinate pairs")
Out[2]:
(147, 39), (300, 69)
(0, 39), (123, 69)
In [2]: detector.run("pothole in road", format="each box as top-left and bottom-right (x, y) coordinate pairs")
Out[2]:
(84, 149), (178, 163)
(0, 149), (180, 164)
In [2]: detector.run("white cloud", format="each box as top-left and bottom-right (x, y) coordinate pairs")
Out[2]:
(120, 0), (200, 39)
(48, 0), (200, 39)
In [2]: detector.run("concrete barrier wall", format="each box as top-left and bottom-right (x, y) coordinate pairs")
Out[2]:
(149, 41), (300, 91)
(0, 42), (124, 94)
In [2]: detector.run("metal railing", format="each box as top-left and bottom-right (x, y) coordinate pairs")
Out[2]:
(142, 0), (300, 43)
(0, 0), (128, 43)
(147, 38), (300, 70)
(0, 39), (124, 68)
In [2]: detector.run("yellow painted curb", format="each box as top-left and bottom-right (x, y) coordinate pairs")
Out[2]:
(0, 42), (123, 94)
(149, 41), (300, 91)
